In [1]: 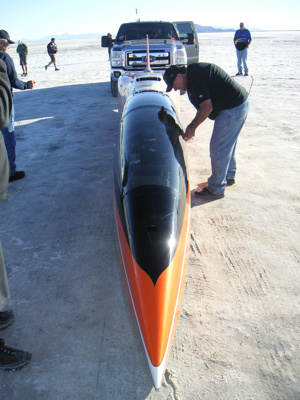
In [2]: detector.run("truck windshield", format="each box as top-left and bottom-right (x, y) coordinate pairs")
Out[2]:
(116, 23), (179, 42)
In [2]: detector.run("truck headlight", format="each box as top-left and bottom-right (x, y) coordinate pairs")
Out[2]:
(175, 49), (187, 65)
(111, 51), (123, 67)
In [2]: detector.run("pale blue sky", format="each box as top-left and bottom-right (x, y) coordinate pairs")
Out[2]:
(3, 0), (300, 41)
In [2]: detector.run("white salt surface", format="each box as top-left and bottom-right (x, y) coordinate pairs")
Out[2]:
(0, 31), (299, 399)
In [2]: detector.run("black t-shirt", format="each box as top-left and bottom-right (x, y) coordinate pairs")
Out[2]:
(187, 63), (249, 120)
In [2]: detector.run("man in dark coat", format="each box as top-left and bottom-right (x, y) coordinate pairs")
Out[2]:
(0, 29), (35, 182)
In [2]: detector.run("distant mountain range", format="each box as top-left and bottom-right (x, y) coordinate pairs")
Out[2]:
(24, 25), (257, 42)
(35, 33), (101, 42)
(195, 24), (235, 33)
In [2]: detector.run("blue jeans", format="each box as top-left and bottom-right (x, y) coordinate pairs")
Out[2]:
(1, 106), (16, 176)
(236, 48), (248, 74)
(207, 98), (251, 195)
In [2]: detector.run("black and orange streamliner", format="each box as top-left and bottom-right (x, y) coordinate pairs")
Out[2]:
(113, 62), (191, 389)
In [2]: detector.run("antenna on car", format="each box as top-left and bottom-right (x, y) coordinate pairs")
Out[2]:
(135, 7), (140, 22)
(145, 34), (152, 73)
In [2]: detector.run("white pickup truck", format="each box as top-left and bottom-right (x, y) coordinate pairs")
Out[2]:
(102, 21), (199, 97)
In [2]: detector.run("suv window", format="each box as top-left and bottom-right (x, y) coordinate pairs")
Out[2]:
(116, 23), (179, 42)
(175, 23), (194, 43)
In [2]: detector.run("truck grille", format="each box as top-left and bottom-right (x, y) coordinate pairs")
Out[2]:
(126, 50), (171, 70)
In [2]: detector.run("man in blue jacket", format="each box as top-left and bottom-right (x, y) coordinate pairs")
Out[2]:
(0, 29), (35, 182)
(234, 22), (252, 76)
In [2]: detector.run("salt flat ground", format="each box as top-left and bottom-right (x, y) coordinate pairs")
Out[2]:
(0, 31), (299, 400)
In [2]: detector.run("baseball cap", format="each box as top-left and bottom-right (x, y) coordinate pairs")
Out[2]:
(163, 65), (185, 92)
(0, 29), (15, 44)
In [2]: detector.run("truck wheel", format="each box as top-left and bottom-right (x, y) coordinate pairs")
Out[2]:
(111, 79), (118, 97)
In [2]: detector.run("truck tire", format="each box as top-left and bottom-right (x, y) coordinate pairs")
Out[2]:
(111, 79), (118, 97)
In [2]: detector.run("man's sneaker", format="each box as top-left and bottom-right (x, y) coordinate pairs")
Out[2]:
(9, 171), (25, 182)
(244, 72), (249, 76)
(226, 178), (235, 186)
(45, 65), (47, 70)
(0, 310), (14, 330)
(236, 72), (243, 76)
(0, 339), (32, 370)
(55, 68), (60, 71)
(195, 187), (224, 199)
